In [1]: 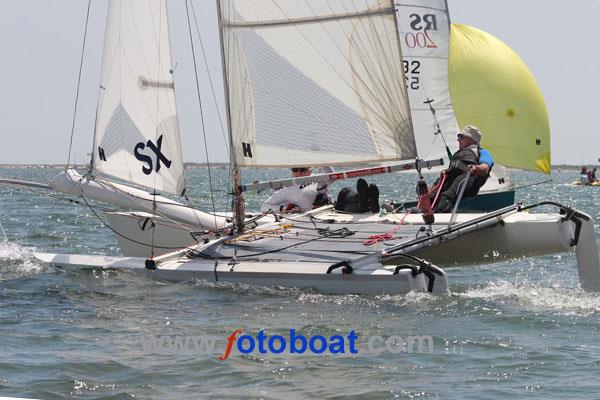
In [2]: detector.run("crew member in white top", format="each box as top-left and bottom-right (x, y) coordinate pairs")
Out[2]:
(260, 167), (332, 213)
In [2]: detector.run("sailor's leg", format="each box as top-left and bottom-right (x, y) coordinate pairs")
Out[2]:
(357, 178), (369, 213)
(433, 174), (465, 213)
(368, 184), (380, 213)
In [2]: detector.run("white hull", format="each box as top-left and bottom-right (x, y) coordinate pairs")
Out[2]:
(106, 207), (572, 264)
(34, 252), (448, 295)
(50, 169), (229, 230)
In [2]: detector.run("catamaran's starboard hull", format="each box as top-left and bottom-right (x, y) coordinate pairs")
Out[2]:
(33, 252), (448, 295)
(105, 208), (573, 266)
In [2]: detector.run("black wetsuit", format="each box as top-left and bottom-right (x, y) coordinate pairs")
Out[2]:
(432, 146), (480, 213)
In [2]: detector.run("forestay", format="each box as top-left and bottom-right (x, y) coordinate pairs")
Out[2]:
(92, 0), (185, 195)
(395, 0), (458, 160)
(219, 0), (415, 168)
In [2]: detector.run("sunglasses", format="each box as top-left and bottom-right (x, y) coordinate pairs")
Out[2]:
(457, 134), (466, 139)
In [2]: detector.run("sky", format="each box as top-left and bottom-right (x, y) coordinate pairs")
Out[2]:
(0, 0), (599, 165)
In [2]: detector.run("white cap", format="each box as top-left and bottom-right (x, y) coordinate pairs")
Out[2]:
(459, 125), (482, 144)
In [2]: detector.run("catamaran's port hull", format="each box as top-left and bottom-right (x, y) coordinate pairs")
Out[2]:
(33, 253), (448, 295)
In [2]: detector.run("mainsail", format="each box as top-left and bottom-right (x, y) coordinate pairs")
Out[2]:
(92, 0), (186, 195)
(218, 0), (415, 168)
(449, 24), (551, 174)
(395, 0), (458, 160)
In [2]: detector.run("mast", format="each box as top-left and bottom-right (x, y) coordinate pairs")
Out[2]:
(215, 0), (245, 232)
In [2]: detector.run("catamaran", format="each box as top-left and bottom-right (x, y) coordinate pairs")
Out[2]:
(3, 0), (600, 295)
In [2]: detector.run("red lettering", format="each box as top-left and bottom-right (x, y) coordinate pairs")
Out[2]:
(328, 173), (345, 180)
(416, 32), (426, 48)
(218, 329), (242, 361)
(404, 31), (437, 49)
(346, 167), (387, 178)
(404, 32), (416, 48)
(424, 30), (437, 48)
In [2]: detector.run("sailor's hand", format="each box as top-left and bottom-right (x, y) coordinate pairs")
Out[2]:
(284, 203), (301, 212)
(469, 164), (490, 176)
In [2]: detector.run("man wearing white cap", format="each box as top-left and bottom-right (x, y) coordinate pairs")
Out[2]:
(432, 125), (493, 212)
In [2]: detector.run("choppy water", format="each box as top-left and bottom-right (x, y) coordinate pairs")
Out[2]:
(1, 166), (599, 399)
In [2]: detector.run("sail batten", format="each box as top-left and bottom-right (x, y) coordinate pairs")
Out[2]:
(92, 0), (185, 195)
(219, 0), (416, 168)
(224, 9), (396, 28)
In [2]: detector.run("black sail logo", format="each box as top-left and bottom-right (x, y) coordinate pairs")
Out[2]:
(134, 135), (172, 175)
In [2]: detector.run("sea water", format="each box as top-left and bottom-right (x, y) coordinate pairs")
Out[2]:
(1, 166), (599, 399)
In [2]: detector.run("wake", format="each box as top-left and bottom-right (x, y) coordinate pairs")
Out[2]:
(461, 280), (600, 316)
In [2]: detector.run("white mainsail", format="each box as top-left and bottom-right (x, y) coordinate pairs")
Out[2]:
(92, 0), (185, 196)
(395, 0), (458, 160)
(219, 0), (416, 168)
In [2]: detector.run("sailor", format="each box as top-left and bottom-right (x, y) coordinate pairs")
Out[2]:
(260, 167), (332, 213)
(587, 168), (597, 184)
(432, 125), (490, 212)
(580, 166), (589, 185)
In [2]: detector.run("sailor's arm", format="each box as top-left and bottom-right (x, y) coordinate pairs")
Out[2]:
(471, 148), (494, 176)
(469, 163), (490, 177)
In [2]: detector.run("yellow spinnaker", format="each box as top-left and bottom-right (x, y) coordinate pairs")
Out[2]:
(449, 24), (551, 174)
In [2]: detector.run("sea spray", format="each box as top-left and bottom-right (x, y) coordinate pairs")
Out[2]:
(0, 240), (44, 278)
(461, 281), (600, 316)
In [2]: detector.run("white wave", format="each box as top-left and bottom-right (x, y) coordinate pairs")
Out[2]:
(296, 290), (438, 308)
(460, 280), (600, 316)
(191, 278), (305, 296)
(0, 240), (44, 276)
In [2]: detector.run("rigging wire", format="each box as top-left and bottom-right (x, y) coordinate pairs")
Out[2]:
(188, 0), (230, 159)
(2, 182), (196, 251)
(185, 0), (219, 230)
(189, 0), (232, 216)
(66, 0), (92, 169)
(78, 190), (202, 251)
(150, 1), (168, 259)
(513, 179), (553, 190)
(91, 175), (231, 234)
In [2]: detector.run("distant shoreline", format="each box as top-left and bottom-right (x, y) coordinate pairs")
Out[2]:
(0, 163), (590, 170)
(0, 162), (231, 169)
